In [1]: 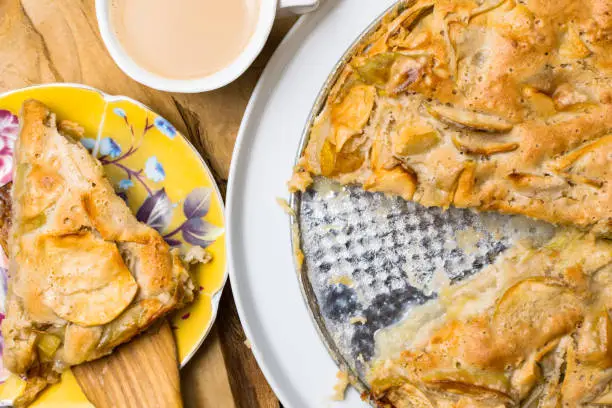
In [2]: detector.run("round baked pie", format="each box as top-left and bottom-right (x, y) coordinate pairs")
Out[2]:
(290, 0), (612, 406)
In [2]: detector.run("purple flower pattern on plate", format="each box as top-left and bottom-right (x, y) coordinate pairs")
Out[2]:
(0, 110), (18, 186)
(80, 108), (223, 248)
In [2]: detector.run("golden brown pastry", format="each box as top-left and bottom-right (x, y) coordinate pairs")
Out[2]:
(369, 231), (612, 407)
(1, 100), (195, 407)
(291, 0), (612, 237)
(288, 0), (612, 405)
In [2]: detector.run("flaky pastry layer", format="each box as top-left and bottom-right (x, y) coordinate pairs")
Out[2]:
(1, 100), (195, 407)
(291, 0), (612, 236)
(369, 231), (612, 407)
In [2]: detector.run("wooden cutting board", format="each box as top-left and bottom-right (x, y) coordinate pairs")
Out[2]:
(0, 0), (294, 406)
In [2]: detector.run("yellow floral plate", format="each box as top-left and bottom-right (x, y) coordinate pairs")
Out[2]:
(0, 84), (227, 407)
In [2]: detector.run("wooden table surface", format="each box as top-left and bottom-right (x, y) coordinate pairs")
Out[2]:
(0, 1), (295, 406)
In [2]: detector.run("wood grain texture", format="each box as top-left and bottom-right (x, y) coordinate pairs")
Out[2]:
(182, 325), (236, 408)
(73, 321), (183, 408)
(0, 1), (296, 406)
(218, 288), (281, 408)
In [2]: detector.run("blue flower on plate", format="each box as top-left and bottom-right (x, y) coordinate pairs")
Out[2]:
(79, 137), (121, 158)
(99, 137), (122, 158)
(114, 108), (127, 119)
(80, 137), (96, 150)
(118, 179), (134, 190)
(154, 117), (176, 139)
(145, 156), (165, 182)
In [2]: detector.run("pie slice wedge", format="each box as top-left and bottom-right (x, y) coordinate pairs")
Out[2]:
(1, 100), (195, 407)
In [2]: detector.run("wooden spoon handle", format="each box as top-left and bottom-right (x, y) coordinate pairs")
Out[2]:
(73, 320), (183, 408)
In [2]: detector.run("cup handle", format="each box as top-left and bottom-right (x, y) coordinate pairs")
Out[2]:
(278, 0), (320, 14)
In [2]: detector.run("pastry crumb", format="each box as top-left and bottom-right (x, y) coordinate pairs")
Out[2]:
(295, 248), (304, 268)
(58, 120), (85, 139)
(244, 339), (252, 349)
(331, 370), (350, 401)
(291, 224), (304, 268)
(276, 197), (296, 217)
(181, 246), (213, 265)
(424, 267), (451, 297)
(454, 227), (484, 255)
(287, 170), (313, 193)
(349, 316), (367, 325)
(329, 275), (354, 287)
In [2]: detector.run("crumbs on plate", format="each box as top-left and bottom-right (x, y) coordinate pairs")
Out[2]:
(181, 245), (213, 265)
(331, 370), (350, 401)
(276, 197), (296, 217)
(349, 316), (367, 325)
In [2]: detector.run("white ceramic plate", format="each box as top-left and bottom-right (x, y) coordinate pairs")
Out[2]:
(226, 1), (396, 407)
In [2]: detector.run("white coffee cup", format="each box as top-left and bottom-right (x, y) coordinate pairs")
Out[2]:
(96, 0), (319, 93)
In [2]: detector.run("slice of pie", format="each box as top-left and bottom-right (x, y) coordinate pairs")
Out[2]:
(290, 0), (612, 237)
(1, 100), (195, 407)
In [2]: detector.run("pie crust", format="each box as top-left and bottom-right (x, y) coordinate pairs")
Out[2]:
(369, 231), (612, 407)
(289, 0), (612, 405)
(291, 0), (612, 237)
(1, 100), (195, 407)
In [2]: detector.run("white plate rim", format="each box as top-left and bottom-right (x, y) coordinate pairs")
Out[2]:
(227, 18), (308, 406)
(226, 2), (398, 406)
